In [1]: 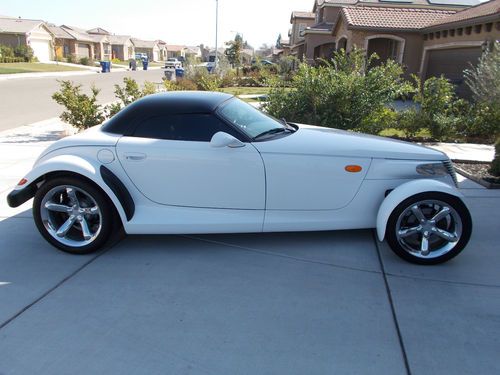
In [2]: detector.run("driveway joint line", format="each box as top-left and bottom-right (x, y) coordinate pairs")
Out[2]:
(181, 234), (382, 275)
(0, 241), (118, 331)
(372, 230), (412, 375)
(385, 272), (500, 289)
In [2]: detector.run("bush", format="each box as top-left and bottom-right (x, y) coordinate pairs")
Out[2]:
(107, 77), (157, 117)
(0, 44), (14, 58)
(490, 139), (500, 177)
(13, 45), (34, 62)
(52, 80), (105, 130)
(79, 57), (93, 66)
(465, 41), (500, 106)
(66, 54), (77, 64)
(265, 49), (411, 133)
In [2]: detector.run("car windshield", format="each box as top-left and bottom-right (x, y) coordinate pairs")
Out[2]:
(217, 98), (287, 140)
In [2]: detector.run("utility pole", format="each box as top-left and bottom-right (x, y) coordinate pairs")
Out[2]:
(214, 0), (219, 71)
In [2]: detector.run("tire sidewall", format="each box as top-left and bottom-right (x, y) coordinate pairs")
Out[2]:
(33, 176), (113, 254)
(386, 192), (472, 265)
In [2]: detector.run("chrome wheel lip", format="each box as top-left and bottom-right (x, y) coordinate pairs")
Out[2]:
(395, 199), (462, 259)
(40, 185), (102, 248)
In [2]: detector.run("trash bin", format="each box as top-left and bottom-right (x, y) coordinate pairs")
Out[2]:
(142, 59), (148, 70)
(175, 68), (184, 78)
(164, 68), (176, 82)
(129, 59), (137, 71)
(100, 61), (110, 73)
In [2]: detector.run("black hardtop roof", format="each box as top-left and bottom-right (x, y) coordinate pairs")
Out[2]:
(102, 91), (234, 135)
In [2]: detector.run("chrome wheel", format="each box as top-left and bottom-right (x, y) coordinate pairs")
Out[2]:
(395, 199), (462, 259)
(40, 185), (102, 248)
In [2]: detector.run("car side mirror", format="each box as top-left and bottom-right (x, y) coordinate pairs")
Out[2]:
(210, 132), (245, 148)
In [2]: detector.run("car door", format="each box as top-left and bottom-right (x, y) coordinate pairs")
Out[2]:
(116, 113), (265, 210)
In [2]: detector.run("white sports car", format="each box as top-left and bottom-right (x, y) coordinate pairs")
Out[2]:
(7, 92), (472, 264)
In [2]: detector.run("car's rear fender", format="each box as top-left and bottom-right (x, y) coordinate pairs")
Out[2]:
(8, 154), (130, 224)
(376, 179), (465, 241)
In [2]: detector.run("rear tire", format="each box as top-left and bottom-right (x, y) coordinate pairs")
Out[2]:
(33, 176), (115, 254)
(386, 192), (472, 265)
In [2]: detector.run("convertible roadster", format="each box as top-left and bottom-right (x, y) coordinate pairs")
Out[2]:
(7, 92), (472, 264)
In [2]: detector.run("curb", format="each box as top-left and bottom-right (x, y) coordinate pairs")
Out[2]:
(454, 165), (500, 189)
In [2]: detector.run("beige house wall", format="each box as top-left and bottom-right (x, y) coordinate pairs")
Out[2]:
(304, 33), (335, 63)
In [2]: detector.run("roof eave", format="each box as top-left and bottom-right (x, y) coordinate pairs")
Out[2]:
(423, 13), (500, 32)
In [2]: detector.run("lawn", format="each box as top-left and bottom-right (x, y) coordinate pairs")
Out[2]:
(221, 86), (272, 96)
(0, 62), (85, 74)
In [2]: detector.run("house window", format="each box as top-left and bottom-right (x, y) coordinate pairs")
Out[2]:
(474, 25), (482, 34)
(485, 23), (492, 32)
(435, 31), (441, 39)
(450, 29), (455, 37)
(442, 30), (448, 38)
(63, 45), (69, 57)
(423, 34), (428, 41)
(465, 26), (472, 35)
(457, 28), (463, 36)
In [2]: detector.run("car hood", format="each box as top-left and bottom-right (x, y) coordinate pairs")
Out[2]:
(252, 124), (447, 161)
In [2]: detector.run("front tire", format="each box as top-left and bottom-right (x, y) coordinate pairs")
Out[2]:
(33, 177), (114, 254)
(386, 192), (472, 265)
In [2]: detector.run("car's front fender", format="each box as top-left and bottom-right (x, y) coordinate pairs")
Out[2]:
(376, 179), (465, 241)
(7, 154), (129, 224)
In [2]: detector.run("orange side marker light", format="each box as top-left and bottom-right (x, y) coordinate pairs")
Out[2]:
(345, 165), (362, 173)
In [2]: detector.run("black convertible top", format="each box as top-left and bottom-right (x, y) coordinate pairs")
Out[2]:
(101, 91), (234, 135)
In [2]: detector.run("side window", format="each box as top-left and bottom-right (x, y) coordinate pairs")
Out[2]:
(133, 114), (243, 142)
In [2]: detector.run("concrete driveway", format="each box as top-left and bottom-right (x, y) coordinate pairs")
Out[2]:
(0, 172), (499, 374)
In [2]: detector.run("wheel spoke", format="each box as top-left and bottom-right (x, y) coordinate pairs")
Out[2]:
(398, 226), (421, 238)
(421, 234), (430, 256)
(66, 188), (79, 207)
(433, 228), (458, 242)
(56, 215), (77, 237)
(79, 218), (93, 241)
(411, 205), (426, 223)
(45, 202), (72, 213)
(432, 207), (450, 222)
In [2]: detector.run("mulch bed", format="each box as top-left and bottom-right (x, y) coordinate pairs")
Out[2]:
(453, 161), (500, 189)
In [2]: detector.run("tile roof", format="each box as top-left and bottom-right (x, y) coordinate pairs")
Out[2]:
(341, 6), (456, 30)
(87, 27), (110, 35)
(46, 24), (74, 39)
(108, 34), (132, 44)
(0, 17), (44, 34)
(426, 0), (500, 28)
(166, 44), (186, 52)
(61, 25), (96, 42)
(132, 38), (158, 49)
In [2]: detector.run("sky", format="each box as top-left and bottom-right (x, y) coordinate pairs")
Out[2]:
(0, 0), (314, 48)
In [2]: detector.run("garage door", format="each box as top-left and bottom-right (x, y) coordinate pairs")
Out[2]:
(425, 47), (482, 96)
(77, 43), (90, 58)
(30, 39), (51, 62)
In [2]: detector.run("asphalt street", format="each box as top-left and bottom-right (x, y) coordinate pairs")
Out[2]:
(0, 69), (163, 132)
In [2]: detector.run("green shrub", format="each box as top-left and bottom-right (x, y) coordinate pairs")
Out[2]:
(265, 49), (410, 133)
(0, 44), (14, 58)
(465, 41), (500, 106)
(107, 77), (157, 117)
(52, 80), (105, 130)
(13, 45), (34, 62)
(79, 57), (93, 66)
(66, 54), (77, 64)
(490, 139), (500, 177)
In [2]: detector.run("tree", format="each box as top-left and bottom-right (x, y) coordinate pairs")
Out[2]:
(276, 34), (282, 49)
(225, 33), (243, 72)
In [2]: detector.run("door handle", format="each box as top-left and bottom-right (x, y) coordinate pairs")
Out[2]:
(124, 153), (147, 161)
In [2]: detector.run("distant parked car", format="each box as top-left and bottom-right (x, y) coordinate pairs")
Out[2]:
(135, 53), (148, 60)
(164, 58), (182, 69)
(7, 92), (472, 265)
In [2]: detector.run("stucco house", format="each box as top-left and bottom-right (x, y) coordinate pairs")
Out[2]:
(108, 35), (134, 61)
(46, 24), (74, 60)
(0, 17), (53, 62)
(132, 38), (160, 61)
(289, 11), (316, 60)
(421, 0), (500, 95)
(166, 44), (187, 59)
